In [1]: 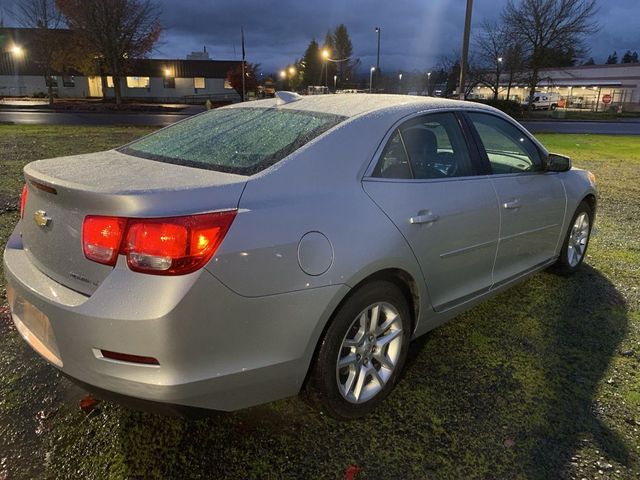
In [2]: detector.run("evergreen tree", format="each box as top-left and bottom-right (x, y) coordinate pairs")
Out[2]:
(300, 39), (322, 87)
(605, 51), (618, 64)
(583, 57), (595, 65)
(321, 30), (337, 87)
(633, 51), (640, 63)
(333, 24), (354, 86)
(622, 50), (632, 63)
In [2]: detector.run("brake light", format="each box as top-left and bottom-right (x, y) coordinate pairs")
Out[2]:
(19, 184), (28, 219)
(83, 216), (127, 266)
(82, 211), (236, 275)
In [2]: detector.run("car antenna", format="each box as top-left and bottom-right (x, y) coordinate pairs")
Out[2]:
(275, 91), (302, 106)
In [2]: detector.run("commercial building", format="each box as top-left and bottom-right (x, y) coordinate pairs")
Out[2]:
(0, 27), (242, 103)
(470, 63), (640, 112)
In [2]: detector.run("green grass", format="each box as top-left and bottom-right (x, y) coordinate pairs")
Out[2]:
(1, 126), (639, 479)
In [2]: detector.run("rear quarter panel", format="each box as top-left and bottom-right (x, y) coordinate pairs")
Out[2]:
(205, 112), (430, 324)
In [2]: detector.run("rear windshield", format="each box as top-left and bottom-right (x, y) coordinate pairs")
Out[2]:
(119, 107), (346, 175)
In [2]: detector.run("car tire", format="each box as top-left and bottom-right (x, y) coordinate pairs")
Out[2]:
(307, 280), (411, 419)
(550, 104), (558, 110)
(552, 201), (593, 275)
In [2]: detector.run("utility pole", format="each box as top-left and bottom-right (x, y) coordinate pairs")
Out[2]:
(374, 26), (381, 90)
(458, 0), (473, 100)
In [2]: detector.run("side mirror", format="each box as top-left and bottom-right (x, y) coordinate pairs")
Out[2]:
(546, 153), (571, 172)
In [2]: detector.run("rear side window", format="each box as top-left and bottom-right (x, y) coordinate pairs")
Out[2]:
(373, 112), (474, 179)
(120, 107), (345, 175)
(467, 112), (542, 174)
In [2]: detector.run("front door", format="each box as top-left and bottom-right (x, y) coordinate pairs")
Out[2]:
(465, 112), (566, 285)
(363, 112), (500, 311)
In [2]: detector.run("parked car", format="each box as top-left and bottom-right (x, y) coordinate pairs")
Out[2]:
(4, 93), (597, 419)
(522, 91), (560, 110)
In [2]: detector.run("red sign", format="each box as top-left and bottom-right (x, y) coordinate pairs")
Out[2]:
(602, 94), (612, 104)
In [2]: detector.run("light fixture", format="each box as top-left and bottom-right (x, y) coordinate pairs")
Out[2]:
(10, 45), (23, 56)
(288, 66), (296, 75)
(321, 49), (330, 59)
(279, 70), (286, 79)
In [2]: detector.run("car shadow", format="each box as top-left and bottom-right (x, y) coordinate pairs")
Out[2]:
(6, 264), (630, 479)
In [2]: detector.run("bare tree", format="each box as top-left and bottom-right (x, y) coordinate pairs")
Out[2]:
(56, 0), (161, 104)
(475, 19), (511, 100)
(13, 0), (62, 103)
(502, 0), (598, 109)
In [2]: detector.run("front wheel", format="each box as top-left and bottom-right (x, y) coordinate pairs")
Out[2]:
(307, 281), (411, 419)
(552, 201), (593, 275)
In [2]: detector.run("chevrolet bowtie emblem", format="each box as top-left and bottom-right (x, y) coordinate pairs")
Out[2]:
(33, 210), (51, 227)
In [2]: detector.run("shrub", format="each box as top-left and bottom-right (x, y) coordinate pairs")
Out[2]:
(471, 99), (523, 119)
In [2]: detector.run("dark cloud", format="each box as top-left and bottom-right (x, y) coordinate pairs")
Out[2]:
(155, 0), (639, 73)
(2, 0), (638, 73)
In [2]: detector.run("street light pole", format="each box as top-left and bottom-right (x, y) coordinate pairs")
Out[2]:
(458, 0), (473, 100)
(374, 27), (381, 89)
(369, 67), (375, 93)
(333, 75), (337, 91)
(398, 73), (402, 94)
(427, 71), (432, 96)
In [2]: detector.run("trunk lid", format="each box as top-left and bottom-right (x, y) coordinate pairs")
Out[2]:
(21, 150), (246, 295)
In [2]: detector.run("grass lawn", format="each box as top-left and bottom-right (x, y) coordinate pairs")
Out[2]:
(1, 126), (639, 479)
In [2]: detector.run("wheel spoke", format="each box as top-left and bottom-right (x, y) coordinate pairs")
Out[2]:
(376, 310), (398, 335)
(338, 353), (358, 369)
(376, 328), (402, 349)
(352, 365), (368, 401)
(374, 351), (394, 370)
(370, 367), (385, 388)
(369, 305), (380, 334)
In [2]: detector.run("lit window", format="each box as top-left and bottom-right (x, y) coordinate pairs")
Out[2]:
(106, 76), (114, 88)
(224, 80), (233, 89)
(194, 77), (205, 89)
(126, 76), (150, 88)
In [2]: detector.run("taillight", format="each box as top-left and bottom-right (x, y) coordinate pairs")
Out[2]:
(83, 216), (127, 266)
(19, 184), (28, 219)
(82, 211), (236, 275)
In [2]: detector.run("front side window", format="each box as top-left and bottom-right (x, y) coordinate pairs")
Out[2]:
(194, 77), (205, 89)
(373, 112), (474, 179)
(120, 107), (345, 175)
(467, 112), (542, 174)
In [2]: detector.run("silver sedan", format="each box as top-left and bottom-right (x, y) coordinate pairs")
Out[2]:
(3, 93), (597, 418)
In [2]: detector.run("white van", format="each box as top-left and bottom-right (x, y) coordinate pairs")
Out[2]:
(522, 92), (560, 110)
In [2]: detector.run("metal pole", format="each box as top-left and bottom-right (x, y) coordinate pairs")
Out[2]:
(370, 68), (374, 93)
(375, 27), (380, 89)
(458, 0), (473, 100)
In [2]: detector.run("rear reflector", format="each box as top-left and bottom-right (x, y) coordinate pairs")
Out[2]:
(19, 184), (28, 219)
(82, 211), (237, 275)
(100, 349), (160, 366)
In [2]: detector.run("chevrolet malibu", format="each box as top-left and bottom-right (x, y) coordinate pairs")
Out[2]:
(4, 93), (597, 419)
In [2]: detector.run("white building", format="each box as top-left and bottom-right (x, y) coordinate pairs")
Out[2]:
(470, 63), (640, 112)
(0, 28), (242, 103)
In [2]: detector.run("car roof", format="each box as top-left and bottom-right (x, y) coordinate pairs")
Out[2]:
(230, 93), (497, 120)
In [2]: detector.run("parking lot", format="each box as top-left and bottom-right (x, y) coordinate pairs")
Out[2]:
(1, 126), (639, 479)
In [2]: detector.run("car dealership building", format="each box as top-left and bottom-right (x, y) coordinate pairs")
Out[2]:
(470, 63), (640, 112)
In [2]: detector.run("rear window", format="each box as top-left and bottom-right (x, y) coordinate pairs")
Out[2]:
(119, 107), (345, 175)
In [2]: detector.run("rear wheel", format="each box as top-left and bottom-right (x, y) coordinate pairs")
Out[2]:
(307, 281), (411, 419)
(553, 201), (593, 275)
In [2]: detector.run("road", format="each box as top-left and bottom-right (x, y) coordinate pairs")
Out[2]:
(0, 110), (192, 127)
(1, 109), (640, 134)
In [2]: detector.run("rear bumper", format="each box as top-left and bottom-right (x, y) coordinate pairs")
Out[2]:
(3, 225), (348, 411)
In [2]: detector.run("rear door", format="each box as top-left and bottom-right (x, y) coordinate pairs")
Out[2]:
(464, 111), (566, 285)
(363, 111), (500, 311)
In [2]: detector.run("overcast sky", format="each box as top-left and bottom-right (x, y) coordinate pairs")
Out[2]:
(3, 0), (639, 74)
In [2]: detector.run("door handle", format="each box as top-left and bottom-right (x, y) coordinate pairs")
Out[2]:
(503, 199), (521, 210)
(410, 212), (439, 224)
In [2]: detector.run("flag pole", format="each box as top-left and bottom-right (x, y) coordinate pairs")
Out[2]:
(241, 27), (246, 102)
